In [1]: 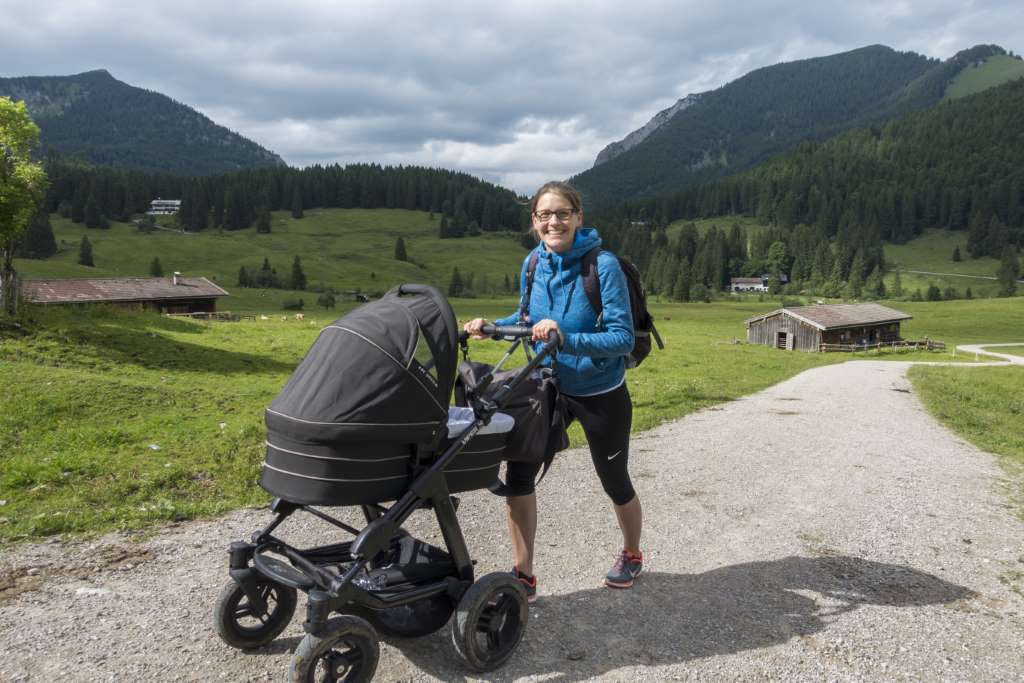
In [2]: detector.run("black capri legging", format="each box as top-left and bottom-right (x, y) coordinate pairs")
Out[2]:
(504, 383), (635, 505)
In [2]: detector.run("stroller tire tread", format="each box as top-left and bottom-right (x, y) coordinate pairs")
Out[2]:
(214, 578), (297, 650)
(288, 615), (379, 683)
(450, 572), (528, 672)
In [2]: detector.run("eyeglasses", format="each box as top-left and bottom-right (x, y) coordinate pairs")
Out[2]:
(533, 208), (577, 222)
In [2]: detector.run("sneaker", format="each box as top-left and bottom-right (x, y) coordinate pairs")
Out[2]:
(512, 567), (537, 603)
(605, 550), (643, 588)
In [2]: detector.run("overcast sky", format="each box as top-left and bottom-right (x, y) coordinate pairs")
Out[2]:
(2, 1), (1022, 194)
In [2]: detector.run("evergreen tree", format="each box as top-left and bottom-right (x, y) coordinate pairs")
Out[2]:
(291, 187), (304, 219)
(926, 284), (942, 301)
(138, 215), (156, 232)
(237, 265), (250, 287)
(149, 257), (163, 277)
(845, 250), (866, 298)
(438, 215), (449, 239)
(394, 236), (408, 261)
(448, 267), (464, 297)
(952, 246), (961, 262)
(256, 207), (272, 233)
(673, 260), (693, 302)
(17, 211), (58, 259)
(290, 256), (307, 291)
(864, 266), (886, 299)
(891, 270), (904, 298)
(78, 236), (94, 267)
(996, 246), (1020, 297)
(965, 287), (974, 299)
(84, 193), (102, 229)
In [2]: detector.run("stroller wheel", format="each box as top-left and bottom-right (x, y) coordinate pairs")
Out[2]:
(450, 572), (528, 672)
(289, 615), (379, 683)
(214, 577), (297, 650)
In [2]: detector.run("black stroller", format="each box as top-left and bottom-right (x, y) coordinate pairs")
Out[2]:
(213, 284), (559, 682)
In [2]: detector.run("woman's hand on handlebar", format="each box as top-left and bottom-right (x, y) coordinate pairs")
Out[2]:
(532, 319), (563, 346)
(463, 318), (489, 340)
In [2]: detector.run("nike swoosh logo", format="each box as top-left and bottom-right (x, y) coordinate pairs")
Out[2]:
(607, 450), (622, 461)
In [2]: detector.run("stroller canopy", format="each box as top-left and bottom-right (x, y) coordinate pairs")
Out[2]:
(266, 284), (460, 445)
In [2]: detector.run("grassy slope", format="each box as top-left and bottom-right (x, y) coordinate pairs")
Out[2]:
(910, 365), (1024, 507)
(3, 297), (1021, 543)
(945, 54), (1024, 100)
(15, 209), (530, 313)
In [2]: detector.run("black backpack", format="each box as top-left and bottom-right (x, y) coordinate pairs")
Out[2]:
(521, 248), (663, 368)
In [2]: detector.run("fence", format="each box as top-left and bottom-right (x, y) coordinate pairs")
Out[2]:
(165, 311), (254, 322)
(819, 339), (946, 353)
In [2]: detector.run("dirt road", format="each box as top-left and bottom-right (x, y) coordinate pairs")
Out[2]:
(2, 360), (1022, 681)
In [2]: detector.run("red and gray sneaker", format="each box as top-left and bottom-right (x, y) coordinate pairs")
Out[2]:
(512, 567), (537, 603)
(605, 550), (643, 588)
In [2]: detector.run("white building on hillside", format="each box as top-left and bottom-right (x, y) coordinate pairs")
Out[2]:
(147, 199), (181, 215)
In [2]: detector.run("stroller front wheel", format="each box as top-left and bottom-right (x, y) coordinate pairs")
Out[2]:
(450, 572), (528, 672)
(289, 615), (380, 683)
(214, 577), (297, 650)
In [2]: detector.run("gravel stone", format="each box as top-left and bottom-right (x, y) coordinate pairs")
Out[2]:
(1, 360), (1022, 681)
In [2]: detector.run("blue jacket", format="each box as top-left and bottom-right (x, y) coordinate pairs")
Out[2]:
(495, 227), (634, 396)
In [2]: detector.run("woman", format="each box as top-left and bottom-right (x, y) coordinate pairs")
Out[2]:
(464, 181), (643, 601)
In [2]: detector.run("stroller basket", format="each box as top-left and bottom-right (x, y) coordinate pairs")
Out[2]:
(261, 407), (514, 505)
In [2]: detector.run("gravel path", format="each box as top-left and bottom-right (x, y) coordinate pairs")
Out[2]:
(2, 360), (1023, 682)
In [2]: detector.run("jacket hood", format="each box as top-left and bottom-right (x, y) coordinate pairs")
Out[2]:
(541, 227), (602, 265)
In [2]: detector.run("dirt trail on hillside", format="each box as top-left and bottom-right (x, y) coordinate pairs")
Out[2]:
(1, 360), (1022, 682)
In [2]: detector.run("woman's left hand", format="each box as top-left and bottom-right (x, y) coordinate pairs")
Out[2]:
(532, 319), (563, 346)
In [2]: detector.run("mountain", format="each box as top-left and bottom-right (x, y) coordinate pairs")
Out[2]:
(605, 76), (1024, 253)
(593, 93), (703, 166)
(572, 44), (1019, 206)
(0, 70), (284, 175)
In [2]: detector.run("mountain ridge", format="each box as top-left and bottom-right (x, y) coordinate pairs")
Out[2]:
(573, 44), (1017, 206)
(0, 70), (284, 176)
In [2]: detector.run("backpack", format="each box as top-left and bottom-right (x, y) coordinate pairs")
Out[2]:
(521, 248), (664, 368)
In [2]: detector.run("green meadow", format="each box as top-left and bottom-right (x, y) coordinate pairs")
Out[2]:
(2, 295), (1022, 544)
(16, 209), (530, 312)
(910, 365), (1024, 504)
(945, 54), (1024, 101)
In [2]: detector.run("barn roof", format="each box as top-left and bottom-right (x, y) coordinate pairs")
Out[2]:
(745, 303), (912, 330)
(21, 277), (229, 304)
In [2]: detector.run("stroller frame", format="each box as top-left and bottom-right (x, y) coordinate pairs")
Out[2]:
(217, 322), (558, 680)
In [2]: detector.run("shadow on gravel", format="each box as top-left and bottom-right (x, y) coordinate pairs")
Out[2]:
(397, 555), (975, 681)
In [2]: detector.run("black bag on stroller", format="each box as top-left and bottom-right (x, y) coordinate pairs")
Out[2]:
(455, 360), (569, 487)
(214, 284), (561, 682)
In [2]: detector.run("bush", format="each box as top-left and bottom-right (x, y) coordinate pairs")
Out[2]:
(282, 298), (305, 311)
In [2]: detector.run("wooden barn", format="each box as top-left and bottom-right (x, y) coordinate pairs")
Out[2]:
(745, 303), (912, 352)
(21, 276), (229, 314)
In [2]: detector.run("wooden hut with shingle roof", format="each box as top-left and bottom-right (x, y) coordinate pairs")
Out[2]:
(745, 303), (912, 351)
(21, 276), (228, 314)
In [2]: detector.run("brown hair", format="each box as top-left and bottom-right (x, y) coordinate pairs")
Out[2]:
(528, 180), (583, 214)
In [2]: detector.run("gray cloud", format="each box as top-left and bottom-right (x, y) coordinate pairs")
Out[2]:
(2, 0), (1021, 193)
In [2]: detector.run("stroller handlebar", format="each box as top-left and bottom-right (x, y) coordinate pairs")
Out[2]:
(481, 323), (533, 339)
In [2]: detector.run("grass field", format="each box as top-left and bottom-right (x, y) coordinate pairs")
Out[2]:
(15, 209), (530, 312)
(945, 54), (1024, 101)
(2, 296), (1021, 544)
(910, 365), (1024, 507)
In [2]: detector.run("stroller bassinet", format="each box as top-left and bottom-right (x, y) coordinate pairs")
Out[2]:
(261, 285), (513, 504)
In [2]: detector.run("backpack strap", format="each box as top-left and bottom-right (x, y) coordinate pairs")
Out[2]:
(580, 247), (603, 327)
(519, 251), (540, 324)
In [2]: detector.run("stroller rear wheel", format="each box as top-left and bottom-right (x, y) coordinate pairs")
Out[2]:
(450, 572), (528, 672)
(289, 615), (379, 683)
(214, 577), (297, 650)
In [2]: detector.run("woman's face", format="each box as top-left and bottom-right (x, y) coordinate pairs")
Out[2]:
(532, 191), (582, 254)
